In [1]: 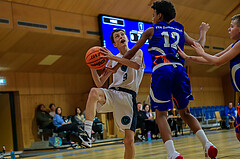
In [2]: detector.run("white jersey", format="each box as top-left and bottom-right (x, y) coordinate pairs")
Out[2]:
(109, 50), (145, 94)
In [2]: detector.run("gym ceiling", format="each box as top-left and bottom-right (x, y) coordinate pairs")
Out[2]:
(0, 0), (239, 76)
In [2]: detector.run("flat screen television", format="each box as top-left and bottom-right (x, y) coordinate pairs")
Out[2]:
(99, 15), (153, 73)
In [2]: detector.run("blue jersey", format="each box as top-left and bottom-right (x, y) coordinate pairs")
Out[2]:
(148, 21), (192, 111)
(230, 39), (240, 92)
(232, 39), (240, 134)
(148, 20), (185, 67)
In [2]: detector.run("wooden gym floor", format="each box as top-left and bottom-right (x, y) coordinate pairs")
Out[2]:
(26, 129), (239, 159)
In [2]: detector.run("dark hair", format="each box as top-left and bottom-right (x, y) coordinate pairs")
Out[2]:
(151, 0), (176, 22)
(143, 104), (150, 112)
(49, 103), (55, 109)
(36, 104), (45, 112)
(75, 107), (82, 115)
(110, 29), (126, 43)
(232, 14), (240, 27)
(137, 102), (142, 105)
(55, 107), (62, 116)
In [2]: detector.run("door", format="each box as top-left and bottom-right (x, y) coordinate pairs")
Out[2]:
(0, 92), (19, 151)
(0, 93), (13, 151)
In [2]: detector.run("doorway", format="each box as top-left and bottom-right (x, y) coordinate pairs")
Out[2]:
(0, 92), (18, 151)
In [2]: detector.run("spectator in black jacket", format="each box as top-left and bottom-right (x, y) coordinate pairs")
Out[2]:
(136, 102), (148, 140)
(36, 104), (54, 129)
(143, 104), (159, 138)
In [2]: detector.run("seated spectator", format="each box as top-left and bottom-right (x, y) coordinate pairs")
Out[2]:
(174, 109), (183, 133)
(136, 102), (147, 140)
(143, 104), (159, 138)
(92, 117), (103, 140)
(167, 109), (183, 136)
(73, 107), (85, 127)
(143, 104), (154, 120)
(53, 107), (82, 142)
(167, 109), (177, 132)
(36, 104), (54, 129)
(223, 102), (236, 129)
(49, 103), (56, 118)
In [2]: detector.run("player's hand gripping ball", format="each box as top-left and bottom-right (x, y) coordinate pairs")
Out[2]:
(85, 46), (108, 70)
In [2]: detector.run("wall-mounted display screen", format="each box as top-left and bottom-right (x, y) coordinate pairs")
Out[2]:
(99, 15), (153, 73)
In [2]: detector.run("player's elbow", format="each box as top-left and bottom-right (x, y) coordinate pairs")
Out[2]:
(96, 84), (102, 88)
(95, 82), (104, 88)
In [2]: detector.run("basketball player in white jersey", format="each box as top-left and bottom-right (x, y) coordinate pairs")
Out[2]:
(79, 29), (145, 159)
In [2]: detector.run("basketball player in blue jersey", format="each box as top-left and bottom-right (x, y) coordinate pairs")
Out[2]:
(102, 1), (218, 159)
(178, 14), (240, 142)
(77, 29), (145, 159)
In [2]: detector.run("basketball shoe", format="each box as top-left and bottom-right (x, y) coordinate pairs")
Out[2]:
(70, 132), (82, 144)
(79, 131), (92, 148)
(167, 151), (183, 159)
(204, 141), (218, 159)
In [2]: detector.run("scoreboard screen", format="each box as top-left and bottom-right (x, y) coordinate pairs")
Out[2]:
(99, 15), (153, 73)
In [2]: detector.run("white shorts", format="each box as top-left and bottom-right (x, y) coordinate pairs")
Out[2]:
(97, 88), (137, 132)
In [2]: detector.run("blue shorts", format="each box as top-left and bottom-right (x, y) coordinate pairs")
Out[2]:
(236, 97), (240, 133)
(230, 64), (240, 92)
(150, 64), (193, 112)
(230, 65), (240, 133)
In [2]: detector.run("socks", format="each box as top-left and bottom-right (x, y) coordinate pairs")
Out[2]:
(164, 140), (175, 156)
(84, 120), (93, 137)
(196, 129), (209, 147)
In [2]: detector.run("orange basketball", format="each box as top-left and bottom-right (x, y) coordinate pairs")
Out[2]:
(85, 46), (108, 70)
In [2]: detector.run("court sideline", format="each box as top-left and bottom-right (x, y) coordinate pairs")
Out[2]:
(25, 129), (240, 159)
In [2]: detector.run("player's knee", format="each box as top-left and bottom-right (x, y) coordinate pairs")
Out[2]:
(89, 88), (100, 100)
(155, 110), (168, 119)
(124, 136), (134, 146)
(180, 108), (190, 118)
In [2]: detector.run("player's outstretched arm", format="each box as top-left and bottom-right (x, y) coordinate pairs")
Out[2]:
(185, 22), (210, 47)
(178, 42), (232, 65)
(90, 60), (113, 88)
(100, 47), (142, 70)
(214, 44), (232, 57)
(123, 27), (153, 59)
(192, 41), (240, 66)
(197, 22), (210, 47)
(177, 45), (211, 64)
